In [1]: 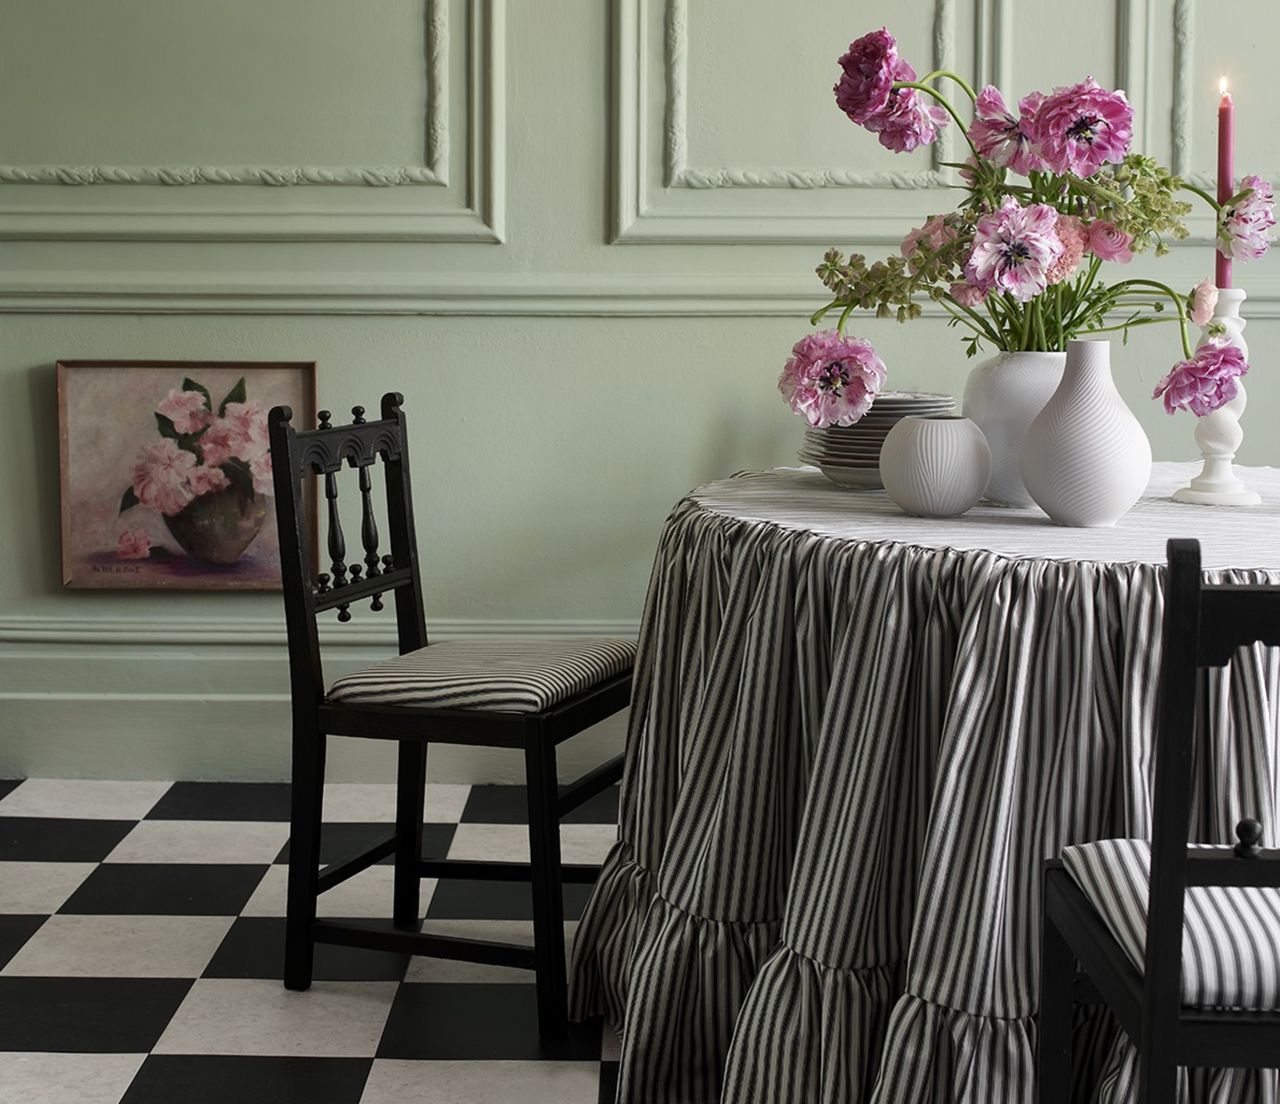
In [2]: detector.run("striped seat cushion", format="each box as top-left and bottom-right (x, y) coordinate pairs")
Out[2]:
(1062, 838), (1280, 1010)
(326, 637), (635, 714)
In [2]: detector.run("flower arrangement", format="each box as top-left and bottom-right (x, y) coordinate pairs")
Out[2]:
(781, 27), (1274, 428)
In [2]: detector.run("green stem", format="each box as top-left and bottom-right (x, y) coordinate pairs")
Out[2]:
(1108, 278), (1193, 357)
(892, 82), (979, 156)
(942, 296), (1003, 343)
(914, 69), (979, 102)
(1085, 317), (1181, 335)
(1178, 180), (1221, 213)
(837, 302), (856, 334)
(809, 300), (839, 327)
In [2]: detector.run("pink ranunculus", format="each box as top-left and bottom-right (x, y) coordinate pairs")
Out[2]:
(131, 439), (197, 517)
(1087, 220), (1133, 263)
(964, 197), (1065, 302)
(250, 455), (273, 496)
(1189, 279), (1219, 327)
(866, 67), (950, 153)
(1031, 77), (1133, 178)
(900, 214), (958, 271)
(1045, 214), (1089, 284)
(967, 86), (1045, 175)
(948, 281), (988, 308)
(1152, 341), (1249, 416)
(116, 529), (151, 560)
(834, 28), (900, 125)
(1219, 175), (1276, 261)
(779, 330), (887, 428)
(156, 388), (211, 435)
(188, 464), (230, 497)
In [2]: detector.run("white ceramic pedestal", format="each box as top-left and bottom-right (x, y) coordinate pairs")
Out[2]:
(1172, 288), (1260, 507)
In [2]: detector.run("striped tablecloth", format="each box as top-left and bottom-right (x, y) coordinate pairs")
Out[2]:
(569, 463), (1280, 1104)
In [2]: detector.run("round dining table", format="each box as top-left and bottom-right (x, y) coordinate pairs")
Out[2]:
(569, 462), (1280, 1104)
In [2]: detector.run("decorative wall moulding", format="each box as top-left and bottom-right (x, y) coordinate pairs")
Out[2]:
(0, 0), (505, 243)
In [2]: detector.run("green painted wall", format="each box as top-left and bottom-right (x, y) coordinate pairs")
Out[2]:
(1, 0), (1276, 780)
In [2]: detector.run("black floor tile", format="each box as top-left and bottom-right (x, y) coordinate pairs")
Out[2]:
(0, 780), (22, 802)
(598, 1061), (619, 1104)
(0, 817), (135, 862)
(121, 1054), (371, 1104)
(426, 878), (593, 921)
(59, 863), (269, 916)
(147, 782), (292, 822)
(461, 785), (620, 826)
(377, 984), (601, 1061)
(0, 915), (46, 970)
(275, 823), (455, 865)
(203, 917), (411, 982)
(0, 976), (191, 1052)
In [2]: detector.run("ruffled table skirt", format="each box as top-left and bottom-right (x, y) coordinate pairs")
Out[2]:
(569, 466), (1280, 1103)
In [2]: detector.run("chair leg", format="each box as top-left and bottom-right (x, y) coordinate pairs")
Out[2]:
(1136, 1038), (1179, 1103)
(1037, 873), (1075, 1104)
(394, 740), (428, 929)
(284, 720), (326, 991)
(525, 737), (567, 1039)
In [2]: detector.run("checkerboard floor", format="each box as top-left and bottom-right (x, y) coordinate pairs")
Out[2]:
(0, 779), (621, 1104)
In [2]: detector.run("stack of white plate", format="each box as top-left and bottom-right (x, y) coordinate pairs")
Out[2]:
(799, 391), (956, 489)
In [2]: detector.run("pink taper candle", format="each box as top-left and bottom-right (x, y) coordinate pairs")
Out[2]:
(1216, 77), (1234, 289)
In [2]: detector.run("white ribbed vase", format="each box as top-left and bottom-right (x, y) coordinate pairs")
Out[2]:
(1020, 339), (1152, 527)
(880, 415), (992, 518)
(962, 350), (1066, 507)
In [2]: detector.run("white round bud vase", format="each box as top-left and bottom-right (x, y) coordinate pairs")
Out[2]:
(1020, 339), (1152, 527)
(880, 415), (992, 518)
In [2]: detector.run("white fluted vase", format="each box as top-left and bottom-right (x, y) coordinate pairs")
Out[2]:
(880, 415), (991, 518)
(1020, 339), (1152, 527)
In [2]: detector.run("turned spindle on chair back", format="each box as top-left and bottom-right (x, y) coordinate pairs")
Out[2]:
(268, 393), (428, 708)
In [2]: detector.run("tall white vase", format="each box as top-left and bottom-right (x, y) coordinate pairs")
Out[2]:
(1172, 287), (1260, 506)
(1020, 339), (1152, 527)
(962, 350), (1066, 507)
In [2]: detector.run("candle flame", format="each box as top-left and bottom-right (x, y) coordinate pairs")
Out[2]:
(1220, 76), (1230, 95)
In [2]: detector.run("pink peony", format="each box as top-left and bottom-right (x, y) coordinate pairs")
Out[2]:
(132, 439), (196, 517)
(156, 388), (211, 435)
(964, 198), (1064, 302)
(1087, 220), (1133, 263)
(1031, 77), (1133, 178)
(1045, 214), (1089, 284)
(1189, 280), (1219, 327)
(1219, 175), (1276, 261)
(834, 29), (900, 125)
(250, 455), (273, 496)
(967, 86), (1045, 175)
(188, 464), (230, 497)
(948, 281), (988, 307)
(1152, 341), (1248, 416)
(779, 330), (887, 428)
(116, 529), (151, 560)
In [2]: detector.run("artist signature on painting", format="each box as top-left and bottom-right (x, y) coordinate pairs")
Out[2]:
(91, 564), (144, 574)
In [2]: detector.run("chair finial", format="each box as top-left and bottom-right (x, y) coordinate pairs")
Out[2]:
(352, 406), (366, 424)
(318, 410), (332, 429)
(1235, 818), (1264, 858)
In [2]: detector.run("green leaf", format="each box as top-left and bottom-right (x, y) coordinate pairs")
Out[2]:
(218, 377), (247, 417)
(222, 457), (255, 501)
(119, 487), (140, 514)
(154, 412), (179, 439)
(182, 377), (212, 410)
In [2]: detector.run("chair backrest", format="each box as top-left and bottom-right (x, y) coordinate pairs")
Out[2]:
(268, 393), (428, 710)
(1144, 538), (1280, 1018)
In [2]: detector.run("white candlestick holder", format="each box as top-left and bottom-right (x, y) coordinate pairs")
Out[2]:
(1172, 287), (1261, 507)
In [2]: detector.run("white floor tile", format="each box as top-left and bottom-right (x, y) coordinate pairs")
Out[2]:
(403, 920), (578, 984)
(153, 978), (398, 1058)
(241, 864), (436, 919)
(2, 915), (233, 978)
(104, 820), (289, 865)
(359, 1059), (602, 1104)
(447, 823), (615, 866)
(0, 780), (170, 821)
(0, 1052), (145, 1104)
(321, 784), (470, 824)
(0, 862), (96, 914)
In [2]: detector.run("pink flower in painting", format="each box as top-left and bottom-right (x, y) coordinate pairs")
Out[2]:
(188, 464), (230, 497)
(131, 439), (196, 517)
(834, 29), (900, 125)
(1219, 175), (1276, 261)
(116, 529), (151, 560)
(964, 198), (1064, 302)
(1189, 280), (1219, 327)
(1152, 342), (1248, 416)
(1045, 214), (1089, 284)
(250, 455), (273, 496)
(948, 281), (988, 308)
(967, 86), (1045, 174)
(779, 330), (887, 428)
(222, 400), (270, 461)
(1087, 220), (1133, 263)
(1031, 77), (1133, 178)
(156, 388), (211, 435)
(197, 420), (237, 468)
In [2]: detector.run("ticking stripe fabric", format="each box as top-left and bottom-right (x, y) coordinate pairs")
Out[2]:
(326, 637), (635, 713)
(1063, 838), (1280, 1010)
(567, 464), (1280, 1104)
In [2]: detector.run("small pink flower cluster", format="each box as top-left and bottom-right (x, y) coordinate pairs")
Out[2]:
(1220, 175), (1277, 261)
(834, 29), (949, 152)
(778, 330), (886, 427)
(1152, 342), (1248, 417)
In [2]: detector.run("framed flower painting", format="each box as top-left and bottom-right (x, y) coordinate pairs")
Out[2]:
(57, 360), (317, 590)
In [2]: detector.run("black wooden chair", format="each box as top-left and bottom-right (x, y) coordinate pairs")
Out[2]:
(1038, 538), (1280, 1101)
(267, 394), (633, 1037)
